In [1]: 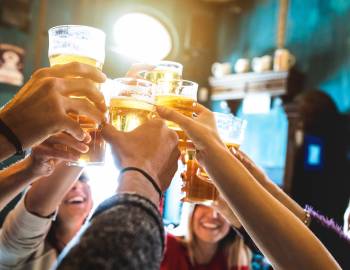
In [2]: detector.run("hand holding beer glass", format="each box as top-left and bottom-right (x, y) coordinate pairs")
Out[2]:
(183, 113), (247, 204)
(48, 25), (106, 166)
(155, 79), (198, 151)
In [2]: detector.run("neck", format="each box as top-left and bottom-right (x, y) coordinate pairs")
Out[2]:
(54, 220), (82, 252)
(193, 238), (218, 265)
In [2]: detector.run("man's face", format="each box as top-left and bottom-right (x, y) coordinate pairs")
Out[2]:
(57, 180), (93, 226)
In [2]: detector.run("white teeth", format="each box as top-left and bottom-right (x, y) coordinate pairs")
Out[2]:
(201, 222), (220, 229)
(67, 196), (85, 203)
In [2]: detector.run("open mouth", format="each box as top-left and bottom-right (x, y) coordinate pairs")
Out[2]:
(200, 221), (221, 230)
(65, 195), (86, 205)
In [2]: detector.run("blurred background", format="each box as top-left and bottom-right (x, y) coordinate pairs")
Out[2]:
(0, 0), (350, 227)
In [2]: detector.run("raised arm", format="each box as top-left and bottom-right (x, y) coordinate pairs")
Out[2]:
(55, 120), (180, 269)
(0, 62), (106, 162)
(0, 133), (88, 268)
(157, 105), (340, 270)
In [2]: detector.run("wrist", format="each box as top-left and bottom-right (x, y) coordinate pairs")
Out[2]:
(0, 110), (28, 152)
(117, 170), (160, 207)
(119, 160), (160, 188)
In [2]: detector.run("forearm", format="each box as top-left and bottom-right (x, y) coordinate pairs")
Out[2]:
(0, 157), (39, 211)
(25, 163), (83, 217)
(262, 180), (305, 222)
(200, 142), (340, 270)
(55, 193), (164, 270)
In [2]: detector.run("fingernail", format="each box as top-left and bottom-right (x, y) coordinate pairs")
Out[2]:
(81, 145), (89, 153)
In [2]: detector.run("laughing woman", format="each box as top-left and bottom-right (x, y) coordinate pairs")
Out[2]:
(161, 201), (252, 270)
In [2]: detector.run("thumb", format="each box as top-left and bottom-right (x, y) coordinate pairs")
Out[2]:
(156, 105), (195, 135)
(101, 123), (123, 143)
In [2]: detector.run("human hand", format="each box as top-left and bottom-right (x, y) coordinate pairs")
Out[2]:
(125, 63), (155, 78)
(28, 132), (91, 178)
(157, 104), (225, 161)
(102, 120), (180, 191)
(0, 62), (107, 150)
(230, 148), (271, 187)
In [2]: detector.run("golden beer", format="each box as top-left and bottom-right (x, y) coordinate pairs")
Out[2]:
(49, 54), (105, 166)
(145, 70), (181, 84)
(156, 94), (196, 151)
(48, 25), (106, 166)
(49, 54), (103, 69)
(109, 97), (155, 132)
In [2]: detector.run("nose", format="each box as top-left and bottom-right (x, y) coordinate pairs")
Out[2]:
(211, 209), (219, 219)
(71, 180), (84, 191)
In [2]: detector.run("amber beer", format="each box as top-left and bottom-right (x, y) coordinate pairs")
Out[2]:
(48, 25), (106, 166)
(109, 97), (155, 132)
(182, 144), (240, 204)
(182, 113), (247, 203)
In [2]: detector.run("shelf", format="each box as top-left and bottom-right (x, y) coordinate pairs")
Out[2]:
(209, 71), (289, 100)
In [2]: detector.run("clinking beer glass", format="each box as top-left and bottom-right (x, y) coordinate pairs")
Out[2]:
(48, 25), (106, 166)
(109, 78), (156, 132)
(155, 79), (198, 152)
(183, 113), (247, 204)
(143, 60), (183, 84)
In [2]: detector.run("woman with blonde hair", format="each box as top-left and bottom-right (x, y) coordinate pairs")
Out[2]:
(161, 194), (252, 270)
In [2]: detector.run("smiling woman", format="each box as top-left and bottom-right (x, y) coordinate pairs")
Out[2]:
(113, 12), (173, 61)
(161, 204), (252, 270)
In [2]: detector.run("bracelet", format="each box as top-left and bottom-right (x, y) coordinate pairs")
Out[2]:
(303, 209), (311, 227)
(0, 118), (24, 155)
(119, 167), (162, 200)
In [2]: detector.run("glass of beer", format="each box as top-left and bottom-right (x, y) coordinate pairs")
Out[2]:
(182, 113), (247, 204)
(109, 78), (156, 132)
(48, 25), (106, 166)
(143, 61), (183, 84)
(155, 79), (198, 151)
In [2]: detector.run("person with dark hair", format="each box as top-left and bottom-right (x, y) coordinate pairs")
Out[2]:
(156, 104), (341, 269)
(0, 137), (92, 270)
(0, 132), (90, 213)
(291, 89), (350, 224)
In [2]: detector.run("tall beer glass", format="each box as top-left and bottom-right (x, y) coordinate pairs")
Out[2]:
(109, 78), (156, 132)
(48, 25), (106, 166)
(183, 113), (247, 204)
(144, 61), (183, 84)
(155, 79), (198, 151)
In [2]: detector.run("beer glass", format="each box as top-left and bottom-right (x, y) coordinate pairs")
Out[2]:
(110, 78), (156, 132)
(155, 79), (198, 151)
(183, 113), (247, 204)
(143, 61), (183, 84)
(48, 25), (106, 166)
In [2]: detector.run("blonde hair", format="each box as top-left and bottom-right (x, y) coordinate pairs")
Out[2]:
(178, 204), (252, 269)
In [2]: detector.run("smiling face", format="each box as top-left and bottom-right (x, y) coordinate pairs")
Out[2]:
(57, 180), (93, 226)
(192, 205), (230, 244)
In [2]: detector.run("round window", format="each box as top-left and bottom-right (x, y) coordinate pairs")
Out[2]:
(113, 12), (172, 61)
